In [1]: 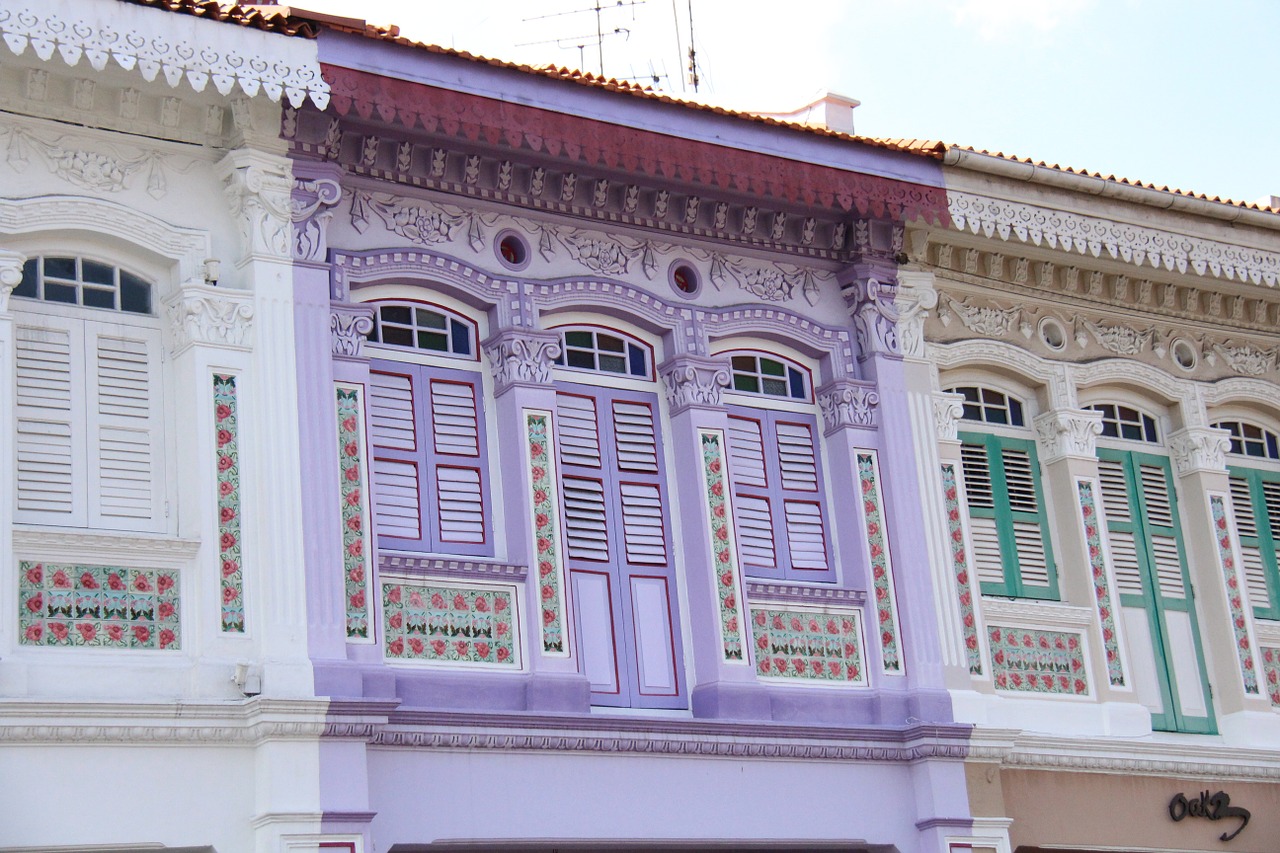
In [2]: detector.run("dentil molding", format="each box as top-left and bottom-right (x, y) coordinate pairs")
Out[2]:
(0, 0), (329, 108)
(164, 282), (254, 356)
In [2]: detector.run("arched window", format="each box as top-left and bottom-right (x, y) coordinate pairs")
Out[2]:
(551, 326), (652, 379)
(365, 300), (491, 556)
(1215, 420), (1280, 620)
(946, 384), (1057, 600)
(1088, 402), (1159, 443)
(12, 254), (165, 533)
(722, 349), (831, 583)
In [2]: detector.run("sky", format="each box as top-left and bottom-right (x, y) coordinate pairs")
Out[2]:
(298, 0), (1280, 206)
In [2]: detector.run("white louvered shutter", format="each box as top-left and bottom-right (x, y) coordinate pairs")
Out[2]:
(1098, 458), (1144, 597)
(1139, 464), (1186, 600)
(1230, 476), (1270, 610)
(86, 322), (164, 531)
(960, 442), (1004, 587)
(1002, 448), (1050, 590)
(370, 368), (424, 543)
(14, 319), (86, 525)
(429, 379), (484, 545)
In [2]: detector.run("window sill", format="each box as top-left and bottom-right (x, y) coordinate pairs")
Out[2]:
(12, 526), (200, 565)
(979, 597), (1093, 629)
(378, 550), (527, 581)
(746, 581), (865, 607)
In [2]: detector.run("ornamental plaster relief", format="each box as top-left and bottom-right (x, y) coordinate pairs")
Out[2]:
(816, 380), (880, 431)
(1168, 426), (1231, 476)
(1034, 409), (1104, 463)
(0, 0), (328, 109)
(843, 275), (901, 358)
(329, 302), (374, 359)
(0, 123), (198, 199)
(948, 191), (1280, 287)
(658, 355), (731, 414)
(0, 248), (24, 312)
(164, 283), (255, 356)
(482, 328), (561, 395)
(220, 150), (294, 262)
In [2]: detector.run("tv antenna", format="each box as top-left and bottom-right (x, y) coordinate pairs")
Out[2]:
(520, 1), (647, 78)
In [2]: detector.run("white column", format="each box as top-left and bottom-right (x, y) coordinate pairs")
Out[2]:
(0, 250), (26, 667)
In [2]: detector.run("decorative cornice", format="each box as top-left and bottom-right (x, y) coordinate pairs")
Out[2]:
(1033, 408), (1104, 464)
(0, 248), (26, 313)
(164, 282), (254, 356)
(948, 191), (1280, 287)
(482, 327), (561, 396)
(329, 301), (374, 361)
(12, 526), (202, 566)
(657, 355), (730, 414)
(932, 391), (966, 442)
(378, 553), (528, 581)
(1168, 426), (1231, 476)
(745, 582), (866, 607)
(220, 149), (294, 263)
(816, 379), (880, 433)
(0, 1), (328, 108)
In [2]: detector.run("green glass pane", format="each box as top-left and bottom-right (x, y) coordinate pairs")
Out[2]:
(416, 308), (446, 329)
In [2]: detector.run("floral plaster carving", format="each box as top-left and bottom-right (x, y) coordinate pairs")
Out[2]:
(938, 292), (1021, 337)
(0, 2), (329, 108)
(709, 253), (821, 305)
(949, 191), (1280, 286)
(1034, 409), (1103, 463)
(1078, 317), (1153, 355)
(932, 392), (965, 442)
(1168, 427), (1230, 476)
(483, 329), (562, 396)
(1212, 342), (1276, 376)
(222, 152), (294, 261)
(843, 276), (900, 358)
(1209, 495), (1259, 694)
(164, 283), (254, 356)
(350, 190), (464, 246)
(817, 381), (880, 432)
(2, 125), (176, 198)
(658, 356), (730, 414)
(330, 303), (374, 360)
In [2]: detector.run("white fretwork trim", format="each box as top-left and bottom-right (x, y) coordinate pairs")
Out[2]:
(949, 191), (1280, 287)
(0, 0), (329, 109)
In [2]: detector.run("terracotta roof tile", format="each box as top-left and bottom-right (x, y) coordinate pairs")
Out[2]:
(118, 0), (318, 37)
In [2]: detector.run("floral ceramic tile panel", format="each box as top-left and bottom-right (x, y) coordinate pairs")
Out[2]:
(700, 430), (745, 662)
(19, 561), (180, 650)
(383, 580), (518, 666)
(751, 606), (864, 684)
(989, 625), (1088, 695)
(1211, 494), (1259, 694)
(857, 451), (902, 673)
(337, 385), (373, 639)
(941, 463), (983, 675)
(1077, 479), (1125, 686)
(214, 374), (245, 633)
(527, 412), (565, 654)
(1262, 646), (1280, 708)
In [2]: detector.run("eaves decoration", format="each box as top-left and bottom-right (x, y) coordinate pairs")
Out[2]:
(320, 65), (950, 226)
(0, 0), (329, 108)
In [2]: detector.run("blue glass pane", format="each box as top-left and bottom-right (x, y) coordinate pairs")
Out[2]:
(788, 368), (805, 400)
(450, 319), (472, 355)
(627, 343), (647, 377)
(1009, 399), (1025, 427)
(14, 259), (37, 298)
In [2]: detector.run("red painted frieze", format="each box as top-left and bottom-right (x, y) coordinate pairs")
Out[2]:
(321, 65), (950, 226)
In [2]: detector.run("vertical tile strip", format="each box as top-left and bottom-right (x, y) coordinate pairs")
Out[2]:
(1077, 479), (1126, 686)
(857, 451), (902, 673)
(526, 411), (566, 654)
(18, 561), (180, 649)
(1210, 494), (1259, 694)
(941, 463), (982, 675)
(1261, 647), (1280, 708)
(213, 374), (245, 633)
(337, 385), (373, 640)
(700, 429), (746, 662)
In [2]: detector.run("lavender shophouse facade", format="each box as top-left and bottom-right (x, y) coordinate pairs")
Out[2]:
(287, 16), (976, 853)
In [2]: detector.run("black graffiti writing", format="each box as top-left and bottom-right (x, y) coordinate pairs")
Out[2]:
(1169, 790), (1251, 842)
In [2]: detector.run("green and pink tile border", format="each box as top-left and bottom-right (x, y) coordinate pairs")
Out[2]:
(19, 561), (180, 650)
(857, 450), (902, 674)
(1261, 646), (1280, 708)
(750, 604), (866, 684)
(1076, 479), (1126, 687)
(700, 429), (748, 663)
(989, 625), (1089, 696)
(383, 578), (520, 666)
(336, 384), (374, 641)
(1210, 493), (1259, 695)
(941, 463), (983, 675)
(526, 410), (567, 655)
(213, 373), (245, 633)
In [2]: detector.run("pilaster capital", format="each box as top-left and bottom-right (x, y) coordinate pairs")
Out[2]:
(482, 328), (562, 396)
(0, 249), (27, 313)
(840, 265), (901, 360)
(932, 391), (966, 443)
(816, 379), (880, 433)
(292, 161), (344, 264)
(219, 149), (294, 264)
(1033, 408), (1104, 464)
(892, 270), (938, 361)
(1168, 426), (1232, 477)
(163, 281), (255, 357)
(330, 302), (375, 361)
(657, 355), (731, 415)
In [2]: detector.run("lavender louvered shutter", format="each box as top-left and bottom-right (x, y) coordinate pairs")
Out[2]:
(727, 406), (833, 582)
(370, 360), (491, 556)
(557, 384), (684, 709)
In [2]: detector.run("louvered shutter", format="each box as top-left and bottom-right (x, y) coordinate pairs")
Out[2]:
(369, 362), (491, 555)
(1003, 448), (1051, 590)
(1138, 463), (1185, 600)
(1228, 471), (1280, 619)
(14, 319), (86, 525)
(726, 408), (832, 581)
(1230, 475), (1270, 611)
(1099, 458), (1144, 597)
(960, 442), (1004, 587)
(86, 322), (164, 531)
